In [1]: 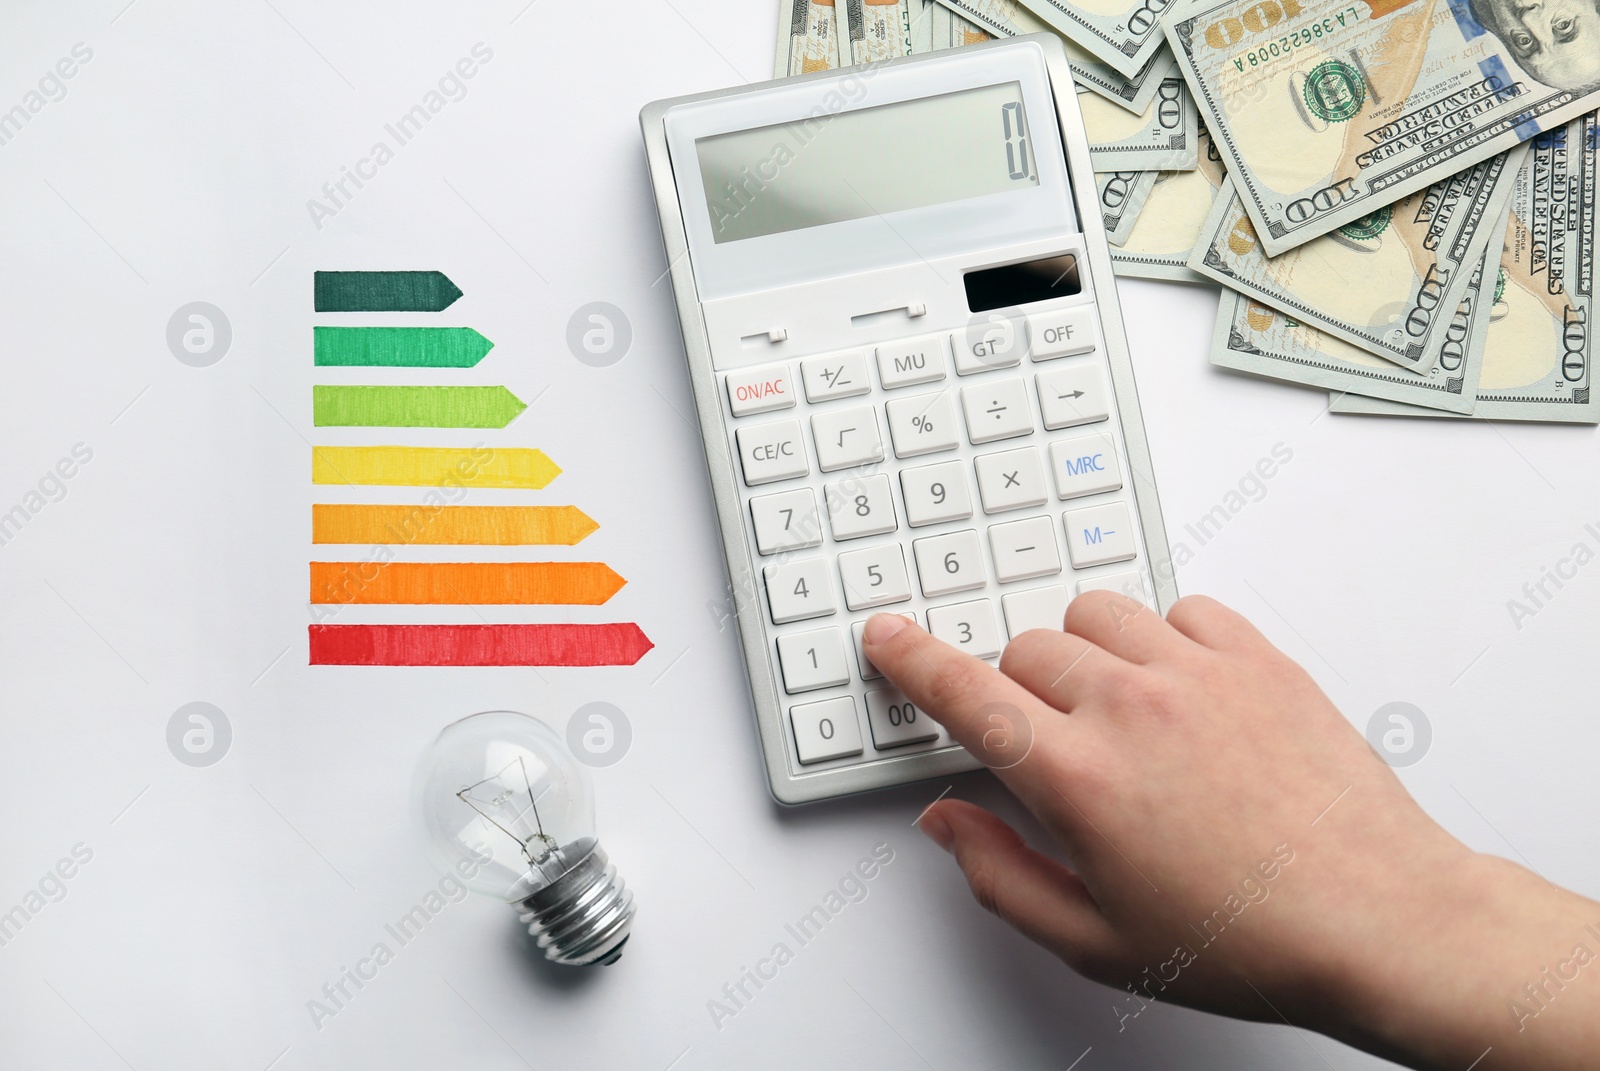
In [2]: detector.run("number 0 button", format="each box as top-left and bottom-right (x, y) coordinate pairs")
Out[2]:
(791, 697), (864, 764)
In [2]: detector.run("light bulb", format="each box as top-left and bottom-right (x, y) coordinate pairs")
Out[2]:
(412, 710), (635, 965)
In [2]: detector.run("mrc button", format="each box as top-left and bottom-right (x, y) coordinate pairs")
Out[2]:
(1028, 307), (1099, 361)
(725, 363), (795, 417)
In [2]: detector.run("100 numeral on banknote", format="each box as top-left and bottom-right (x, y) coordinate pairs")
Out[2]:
(1166, 0), (1600, 255)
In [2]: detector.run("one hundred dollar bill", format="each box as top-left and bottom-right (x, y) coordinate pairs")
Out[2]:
(1165, 0), (1600, 256)
(935, 0), (1172, 114)
(1212, 262), (1490, 413)
(1111, 122), (1226, 280)
(844, 0), (916, 63)
(1188, 149), (1522, 373)
(1332, 114), (1598, 423)
(1017, 0), (1172, 79)
(909, 0), (938, 50)
(929, 0), (995, 48)
(776, 0), (844, 77)
(1081, 71), (1198, 170)
(1096, 169), (1160, 243)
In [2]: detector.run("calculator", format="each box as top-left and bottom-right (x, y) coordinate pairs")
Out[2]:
(641, 34), (1176, 804)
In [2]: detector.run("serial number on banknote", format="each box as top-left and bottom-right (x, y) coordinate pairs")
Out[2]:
(1227, 5), (1364, 71)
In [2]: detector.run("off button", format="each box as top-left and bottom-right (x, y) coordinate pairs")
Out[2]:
(1028, 307), (1099, 361)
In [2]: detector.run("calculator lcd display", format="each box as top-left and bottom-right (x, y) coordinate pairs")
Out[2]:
(695, 82), (1040, 245)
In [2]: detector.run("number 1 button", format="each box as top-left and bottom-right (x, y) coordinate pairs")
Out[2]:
(777, 628), (851, 693)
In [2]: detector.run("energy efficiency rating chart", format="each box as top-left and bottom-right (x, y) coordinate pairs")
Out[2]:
(306, 270), (651, 667)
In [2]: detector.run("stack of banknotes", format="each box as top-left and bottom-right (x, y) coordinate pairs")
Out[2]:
(777, 0), (1600, 422)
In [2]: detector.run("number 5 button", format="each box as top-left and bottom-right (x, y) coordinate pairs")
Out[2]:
(837, 544), (911, 610)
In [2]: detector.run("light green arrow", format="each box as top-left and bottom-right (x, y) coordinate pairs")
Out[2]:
(312, 385), (528, 428)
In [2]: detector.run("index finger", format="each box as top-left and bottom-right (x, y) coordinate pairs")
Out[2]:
(862, 612), (1070, 789)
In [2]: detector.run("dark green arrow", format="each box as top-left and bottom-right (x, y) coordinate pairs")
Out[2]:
(312, 385), (528, 428)
(313, 327), (493, 367)
(314, 271), (463, 312)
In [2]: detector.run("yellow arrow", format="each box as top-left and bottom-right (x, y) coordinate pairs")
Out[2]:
(311, 446), (560, 489)
(312, 504), (598, 545)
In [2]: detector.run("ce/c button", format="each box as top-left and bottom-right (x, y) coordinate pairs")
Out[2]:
(737, 418), (809, 486)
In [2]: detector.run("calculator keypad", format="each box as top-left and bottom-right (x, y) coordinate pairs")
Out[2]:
(725, 298), (1149, 770)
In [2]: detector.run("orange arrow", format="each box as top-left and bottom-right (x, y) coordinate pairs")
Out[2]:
(310, 561), (626, 605)
(312, 504), (598, 546)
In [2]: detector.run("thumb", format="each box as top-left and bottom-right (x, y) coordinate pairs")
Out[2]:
(919, 799), (1128, 976)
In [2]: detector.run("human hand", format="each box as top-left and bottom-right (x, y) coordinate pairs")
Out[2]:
(864, 594), (1600, 1070)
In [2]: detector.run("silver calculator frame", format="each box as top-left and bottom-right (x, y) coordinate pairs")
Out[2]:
(639, 33), (1179, 805)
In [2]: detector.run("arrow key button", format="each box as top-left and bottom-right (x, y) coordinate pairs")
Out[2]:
(1036, 365), (1109, 430)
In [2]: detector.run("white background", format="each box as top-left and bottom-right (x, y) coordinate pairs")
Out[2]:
(1, 2), (1596, 1069)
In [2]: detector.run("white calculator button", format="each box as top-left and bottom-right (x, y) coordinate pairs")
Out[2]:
(960, 379), (1034, 444)
(749, 488), (823, 555)
(865, 688), (939, 748)
(912, 529), (986, 597)
(777, 628), (852, 694)
(811, 405), (885, 472)
(876, 334), (948, 389)
(900, 461), (973, 527)
(926, 599), (1001, 659)
(851, 613), (915, 680)
(885, 391), (959, 458)
(974, 447), (1048, 514)
(838, 544), (912, 610)
(824, 474), (897, 540)
(1049, 433), (1122, 500)
(1077, 570), (1147, 603)
(987, 515), (1062, 583)
(764, 558), (837, 624)
(951, 317), (1025, 375)
(736, 419), (808, 486)
(790, 696), (863, 763)
(801, 351), (871, 403)
(1002, 585), (1069, 638)
(1036, 365), (1110, 430)
(1028, 306), (1099, 361)
(1064, 502), (1137, 568)
(725, 364), (795, 417)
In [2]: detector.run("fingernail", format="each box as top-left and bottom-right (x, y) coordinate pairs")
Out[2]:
(917, 808), (955, 853)
(864, 612), (910, 646)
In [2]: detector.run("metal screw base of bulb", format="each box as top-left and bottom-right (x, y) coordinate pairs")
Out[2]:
(517, 842), (634, 966)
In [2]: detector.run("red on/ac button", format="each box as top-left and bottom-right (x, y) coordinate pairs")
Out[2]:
(726, 363), (795, 417)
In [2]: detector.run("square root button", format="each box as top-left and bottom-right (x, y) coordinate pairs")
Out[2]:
(1063, 501), (1136, 568)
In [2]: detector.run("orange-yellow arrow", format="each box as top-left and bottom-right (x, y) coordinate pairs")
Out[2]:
(310, 561), (625, 605)
(312, 504), (598, 546)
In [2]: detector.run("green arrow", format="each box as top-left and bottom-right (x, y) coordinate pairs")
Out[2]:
(312, 385), (528, 428)
(314, 271), (463, 312)
(314, 327), (493, 367)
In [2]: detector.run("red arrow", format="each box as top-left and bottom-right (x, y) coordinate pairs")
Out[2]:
(309, 623), (654, 667)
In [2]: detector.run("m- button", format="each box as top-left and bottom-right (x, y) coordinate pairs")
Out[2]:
(737, 418), (809, 486)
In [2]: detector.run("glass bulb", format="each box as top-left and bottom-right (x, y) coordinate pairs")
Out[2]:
(412, 710), (634, 965)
